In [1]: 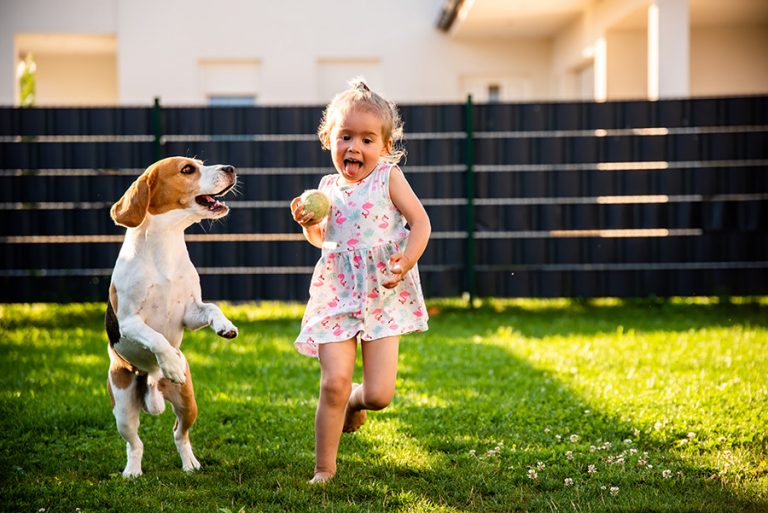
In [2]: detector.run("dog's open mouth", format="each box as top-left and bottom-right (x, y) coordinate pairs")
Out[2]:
(195, 183), (234, 213)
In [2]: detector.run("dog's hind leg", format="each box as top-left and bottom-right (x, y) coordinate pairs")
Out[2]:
(161, 359), (200, 472)
(108, 369), (145, 477)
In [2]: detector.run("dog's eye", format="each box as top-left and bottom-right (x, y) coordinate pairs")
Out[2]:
(181, 165), (196, 175)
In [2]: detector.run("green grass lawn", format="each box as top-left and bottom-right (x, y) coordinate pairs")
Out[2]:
(0, 298), (766, 512)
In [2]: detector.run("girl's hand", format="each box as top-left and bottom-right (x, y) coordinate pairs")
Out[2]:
(290, 197), (316, 227)
(382, 253), (413, 289)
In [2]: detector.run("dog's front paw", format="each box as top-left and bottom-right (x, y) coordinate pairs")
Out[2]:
(214, 319), (238, 339)
(157, 348), (186, 385)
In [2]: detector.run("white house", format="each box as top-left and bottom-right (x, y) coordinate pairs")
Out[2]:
(2, 0), (767, 106)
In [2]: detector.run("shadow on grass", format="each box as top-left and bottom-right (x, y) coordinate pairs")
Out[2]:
(426, 298), (768, 339)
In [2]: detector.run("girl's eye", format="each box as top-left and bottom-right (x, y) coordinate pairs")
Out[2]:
(181, 165), (196, 175)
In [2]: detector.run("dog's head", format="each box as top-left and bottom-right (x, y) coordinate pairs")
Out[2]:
(110, 157), (237, 228)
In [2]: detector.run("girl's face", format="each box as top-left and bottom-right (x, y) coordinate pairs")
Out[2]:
(329, 108), (390, 183)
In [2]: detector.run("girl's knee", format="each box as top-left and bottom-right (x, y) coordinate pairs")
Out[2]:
(320, 375), (352, 406)
(363, 387), (394, 410)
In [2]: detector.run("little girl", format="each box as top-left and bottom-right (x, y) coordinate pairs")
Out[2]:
(291, 78), (431, 484)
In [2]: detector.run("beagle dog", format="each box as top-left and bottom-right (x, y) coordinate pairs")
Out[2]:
(105, 156), (238, 477)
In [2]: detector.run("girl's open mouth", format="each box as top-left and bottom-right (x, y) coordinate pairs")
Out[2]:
(343, 159), (363, 176)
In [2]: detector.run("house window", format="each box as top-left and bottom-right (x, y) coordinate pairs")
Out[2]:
(488, 84), (501, 103)
(199, 60), (260, 105)
(208, 95), (256, 107)
(460, 76), (532, 103)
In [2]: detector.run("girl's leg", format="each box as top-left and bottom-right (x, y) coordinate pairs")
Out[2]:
(313, 338), (357, 483)
(344, 336), (399, 432)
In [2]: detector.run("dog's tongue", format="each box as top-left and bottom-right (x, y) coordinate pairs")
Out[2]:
(195, 194), (224, 210)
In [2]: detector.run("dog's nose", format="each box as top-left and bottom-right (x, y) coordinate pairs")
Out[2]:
(221, 165), (236, 174)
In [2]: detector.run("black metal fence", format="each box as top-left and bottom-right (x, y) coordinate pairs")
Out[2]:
(1, 96), (766, 302)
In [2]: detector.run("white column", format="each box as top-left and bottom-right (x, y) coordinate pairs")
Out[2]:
(594, 37), (608, 102)
(647, 0), (690, 100)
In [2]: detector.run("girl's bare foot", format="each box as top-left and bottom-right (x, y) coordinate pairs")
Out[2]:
(342, 383), (367, 433)
(309, 471), (335, 484)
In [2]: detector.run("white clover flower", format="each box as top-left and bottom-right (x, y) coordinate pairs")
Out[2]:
(555, 435), (562, 442)
(588, 464), (597, 474)
(663, 469), (673, 479)
(528, 468), (538, 480)
(565, 451), (574, 460)
(590, 445), (597, 453)
(564, 477), (574, 487)
(486, 444), (502, 457)
(623, 439), (633, 445)
(544, 427), (551, 433)
(570, 434), (579, 443)
(629, 448), (638, 455)
(537, 461), (546, 470)
(610, 486), (619, 496)
(687, 432), (696, 439)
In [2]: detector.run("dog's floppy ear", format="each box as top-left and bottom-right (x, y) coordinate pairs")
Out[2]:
(110, 168), (156, 228)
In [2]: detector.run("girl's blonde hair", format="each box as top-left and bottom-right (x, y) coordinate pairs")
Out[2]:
(317, 77), (406, 164)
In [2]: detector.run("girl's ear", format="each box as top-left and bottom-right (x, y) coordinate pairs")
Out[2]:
(382, 138), (393, 156)
(319, 129), (331, 150)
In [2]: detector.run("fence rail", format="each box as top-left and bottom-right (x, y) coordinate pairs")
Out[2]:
(1, 96), (766, 302)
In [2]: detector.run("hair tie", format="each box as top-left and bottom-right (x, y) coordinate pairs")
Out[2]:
(351, 78), (370, 92)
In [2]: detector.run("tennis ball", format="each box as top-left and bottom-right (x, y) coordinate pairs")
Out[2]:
(300, 189), (331, 225)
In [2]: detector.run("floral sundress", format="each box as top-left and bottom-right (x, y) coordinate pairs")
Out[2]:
(294, 162), (429, 357)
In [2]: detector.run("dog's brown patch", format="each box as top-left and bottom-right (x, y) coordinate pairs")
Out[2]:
(159, 363), (198, 433)
(148, 158), (201, 215)
(110, 157), (203, 227)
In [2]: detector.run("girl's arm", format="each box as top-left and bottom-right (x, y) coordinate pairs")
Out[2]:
(384, 165), (431, 288)
(290, 197), (325, 249)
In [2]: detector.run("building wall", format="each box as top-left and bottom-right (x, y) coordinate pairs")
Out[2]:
(0, 0), (117, 105)
(551, 0), (647, 100)
(606, 29), (647, 100)
(1, 0), (552, 106)
(1, 0), (766, 106)
(691, 25), (768, 97)
(114, 0), (553, 105)
(34, 53), (117, 106)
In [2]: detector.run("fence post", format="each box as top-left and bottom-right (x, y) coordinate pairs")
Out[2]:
(464, 94), (476, 306)
(151, 97), (164, 161)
